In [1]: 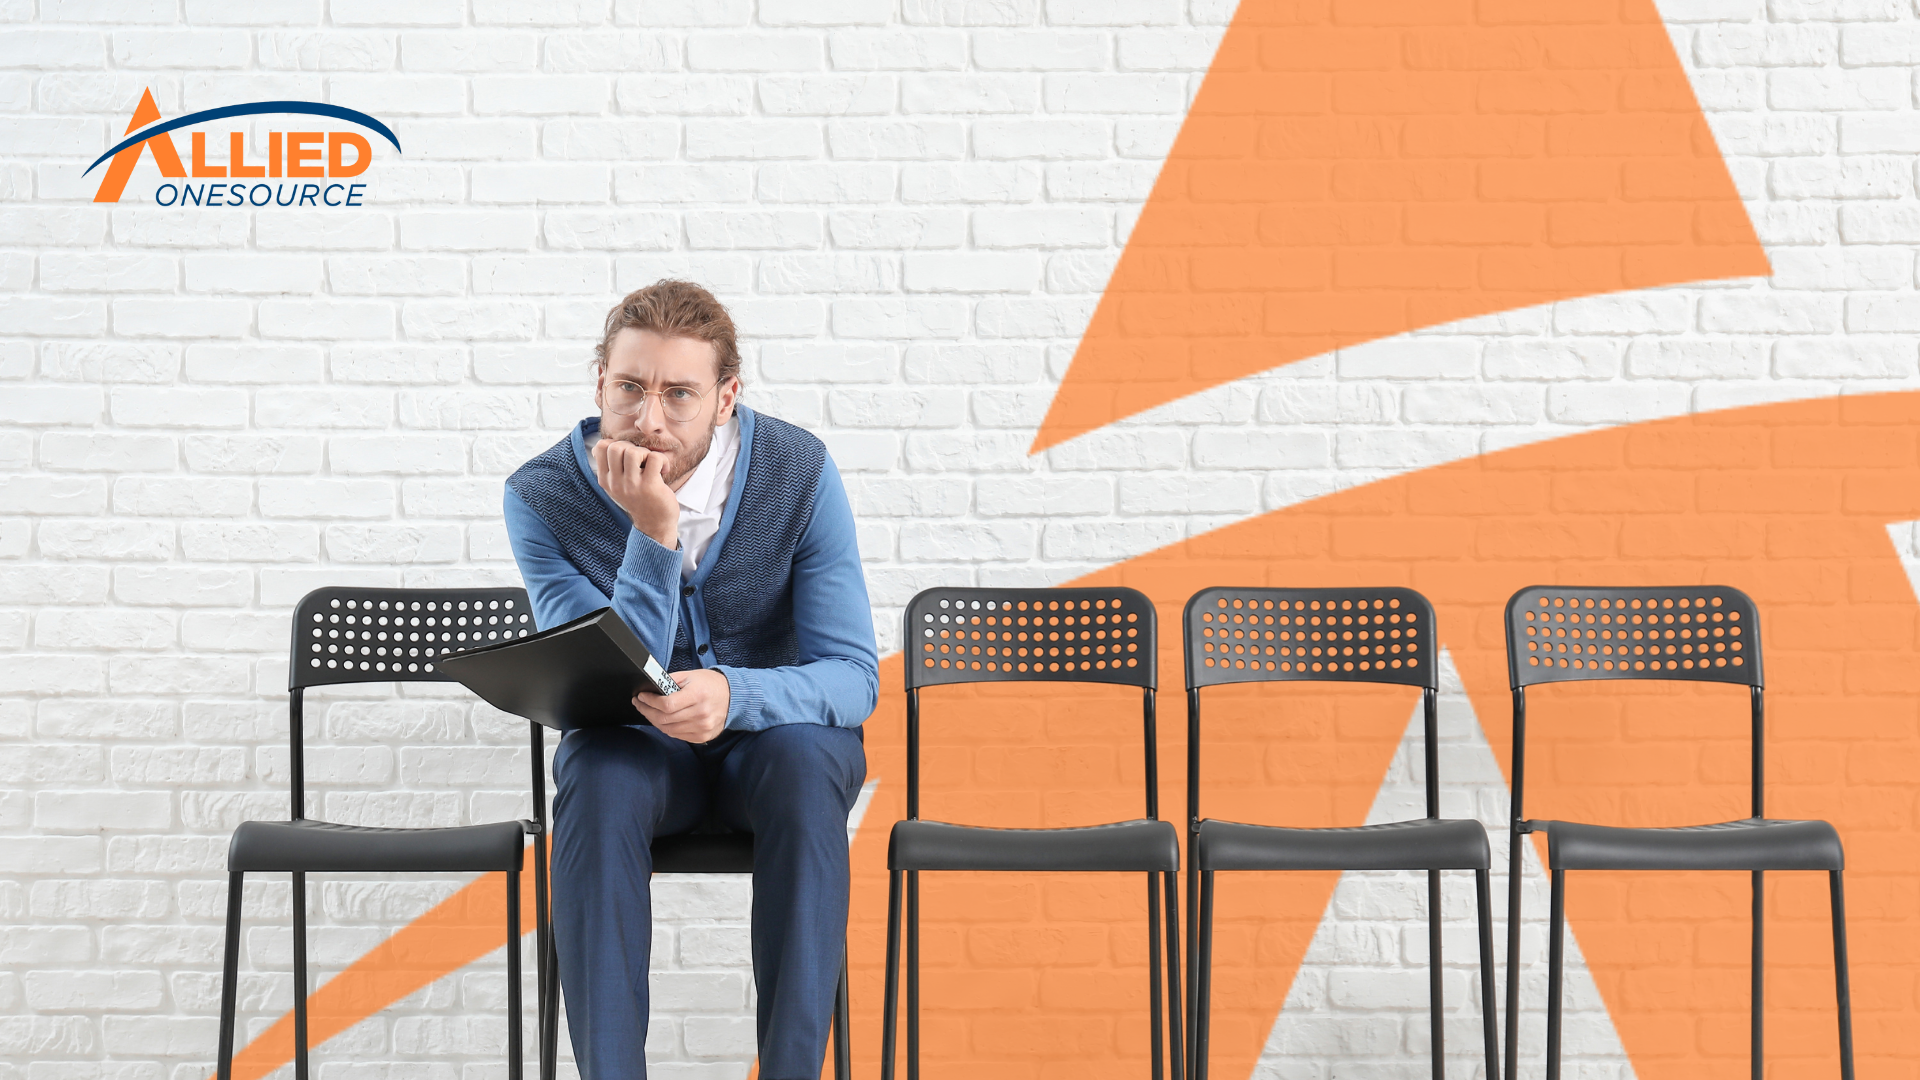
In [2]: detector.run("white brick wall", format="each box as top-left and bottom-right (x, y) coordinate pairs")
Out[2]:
(1, 0), (1916, 1076)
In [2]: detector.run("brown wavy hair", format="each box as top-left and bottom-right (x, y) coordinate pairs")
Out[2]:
(594, 279), (742, 385)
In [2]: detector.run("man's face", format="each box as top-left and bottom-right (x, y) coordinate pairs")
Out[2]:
(595, 328), (739, 490)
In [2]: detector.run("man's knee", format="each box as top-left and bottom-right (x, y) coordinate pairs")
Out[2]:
(734, 724), (866, 811)
(554, 726), (677, 807)
(747, 723), (863, 773)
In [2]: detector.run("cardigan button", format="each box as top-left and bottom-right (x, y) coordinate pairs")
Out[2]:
(695, 643), (708, 654)
(681, 586), (695, 597)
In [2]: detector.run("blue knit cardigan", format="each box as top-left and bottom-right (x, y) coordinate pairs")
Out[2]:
(502, 404), (878, 731)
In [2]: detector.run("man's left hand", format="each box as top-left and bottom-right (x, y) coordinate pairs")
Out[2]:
(634, 668), (730, 743)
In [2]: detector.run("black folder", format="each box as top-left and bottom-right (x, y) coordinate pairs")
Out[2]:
(436, 606), (680, 730)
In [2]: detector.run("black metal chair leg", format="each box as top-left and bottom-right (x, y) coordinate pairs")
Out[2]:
(883, 869), (903, 1080)
(292, 871), (310, 1080)
(1752, 869), (1764, 1080)
(1546, 870), (1565, 1080)
(217, 871), (243, 1080)
(1831, 871), (1855, 1080)
(507, 868), (523, 1080)
(907, 870), (919, 1080)
(834, 951), (852, 1080)
(1428, 867), (1443, 1080)
(1503, 829), (1523, 1080)
(1164, 870), (1185, 1080)
(1148, 873), (1165, 1080)
(540, 929), (559, 1080)
(1476, 870), (1500, 1080)
(1194, 871), (1214, 1080)
(1185, 859), (1199, 1080)
(534, 832), (553, 1080)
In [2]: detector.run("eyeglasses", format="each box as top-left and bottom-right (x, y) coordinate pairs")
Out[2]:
(603, 378), (720, 423)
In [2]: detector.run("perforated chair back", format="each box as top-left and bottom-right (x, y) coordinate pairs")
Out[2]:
(904, 586), (1156, 690)
(290, 586), (535, 689)
(284, 585), (537, 826)
(1184, 586), (1436, 691)
(901, 586), (1160, 824)
(1183, 585), (1444, 825)
(1505, 584), (1761, 690)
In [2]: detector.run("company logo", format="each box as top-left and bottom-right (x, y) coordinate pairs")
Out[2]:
(87, 88), (402, 208)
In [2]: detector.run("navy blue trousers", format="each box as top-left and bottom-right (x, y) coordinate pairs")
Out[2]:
(551, 722), (866, 1080)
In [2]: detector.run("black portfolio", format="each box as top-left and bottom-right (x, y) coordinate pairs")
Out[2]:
(436, 606), (680, 730)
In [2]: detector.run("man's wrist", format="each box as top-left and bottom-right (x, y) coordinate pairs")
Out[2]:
(632, 521), (677, 549)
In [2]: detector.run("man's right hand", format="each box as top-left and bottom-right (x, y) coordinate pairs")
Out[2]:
(592, 437), (679, 550)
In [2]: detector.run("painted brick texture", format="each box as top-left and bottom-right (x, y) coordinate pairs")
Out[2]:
(0, 0), (1916, 1079)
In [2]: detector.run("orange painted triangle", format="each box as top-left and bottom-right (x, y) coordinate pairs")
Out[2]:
(1030, 0), (1769, 453)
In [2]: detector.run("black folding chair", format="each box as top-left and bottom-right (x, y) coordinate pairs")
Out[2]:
(1500, 585), (1854, 1080)
(647, 832), (853, 1079)
(882, 586), (1183, 1080)
(217, 586), (555, 1080)
(1183, 586), (1500, 1080)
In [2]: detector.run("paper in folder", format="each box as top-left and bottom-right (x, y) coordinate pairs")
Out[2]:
(436, 606), (680, 730)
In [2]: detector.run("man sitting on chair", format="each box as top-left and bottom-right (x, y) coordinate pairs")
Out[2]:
(502, 279), (878, 1080)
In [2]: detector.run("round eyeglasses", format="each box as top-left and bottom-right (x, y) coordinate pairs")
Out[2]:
(603, 378), (719, 423)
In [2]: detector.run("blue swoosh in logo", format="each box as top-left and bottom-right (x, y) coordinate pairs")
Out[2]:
(84, 100), (402, 176)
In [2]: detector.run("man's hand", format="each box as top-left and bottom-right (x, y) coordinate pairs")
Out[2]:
(634, 667), (730, 743)
(592, 436), (678, 550)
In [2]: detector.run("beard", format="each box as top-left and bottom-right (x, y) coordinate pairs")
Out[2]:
(608, 421), (714, 489)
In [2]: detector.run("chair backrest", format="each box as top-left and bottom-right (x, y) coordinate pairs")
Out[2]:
(1501, 584), (1766, 822)
(905, 585), (1156, 690)
(1182, 586), (1442, 823)
(290, 585), (535, 688)
(285, 585), (538, 822)
(1183, 585), (1436, 691)
(1504, 584), (1760, 689)
(901, 586), (1158, 821)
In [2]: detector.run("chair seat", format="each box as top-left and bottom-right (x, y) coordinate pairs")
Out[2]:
(1196, 816), (1491, 872)
(652, 831), (754, 874)
(1536, 817), (1844, 872)
(889, 818), (1179, 873)
(229, 818), (530, 873)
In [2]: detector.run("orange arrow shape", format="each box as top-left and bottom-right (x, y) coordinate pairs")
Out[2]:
(1031, 0), (1769, 453)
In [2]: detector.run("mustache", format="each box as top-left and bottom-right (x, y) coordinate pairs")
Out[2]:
(608, 430), (679, 454)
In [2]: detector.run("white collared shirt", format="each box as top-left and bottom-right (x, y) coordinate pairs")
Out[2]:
(671, 416), (739, 576)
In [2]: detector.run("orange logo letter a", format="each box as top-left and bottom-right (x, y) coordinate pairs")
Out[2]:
(92, 88), (186, 204)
